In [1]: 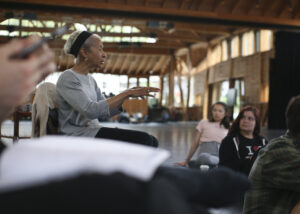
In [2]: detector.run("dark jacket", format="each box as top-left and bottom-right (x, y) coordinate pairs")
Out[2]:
(219, 133), (267, 176)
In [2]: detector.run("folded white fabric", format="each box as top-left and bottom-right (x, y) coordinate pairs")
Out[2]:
(0, 136), (169, 193)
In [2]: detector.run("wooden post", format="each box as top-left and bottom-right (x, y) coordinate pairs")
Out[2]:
(203, 47), (212, 119)
(177, 59), (184, 107)
(147, 76), (150, 87)
(186, 50), (193, 108)
(239, 34), (243, 57)
(159, 75), (164, 107)
(168, 56), (176, 107)
(254, 30), (258, 54)
(228, 38), (235, 121)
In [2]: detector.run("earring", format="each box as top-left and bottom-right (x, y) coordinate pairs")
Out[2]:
(84, 58), (88, 62)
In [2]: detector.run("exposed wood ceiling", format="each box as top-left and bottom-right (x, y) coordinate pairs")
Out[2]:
(1, 0), (300, 76)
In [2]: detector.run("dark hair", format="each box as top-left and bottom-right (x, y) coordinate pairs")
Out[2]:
(208, 101), (230, 129)
(228, 106), (261, 136)
(285, 95), (300, 135)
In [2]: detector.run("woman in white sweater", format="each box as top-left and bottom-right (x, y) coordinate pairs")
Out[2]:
(56, 30), (160, 147)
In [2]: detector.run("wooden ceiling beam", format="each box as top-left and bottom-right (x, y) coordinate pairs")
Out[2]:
(133, 55), (146, 75)
(292, 0), (300, 18)
(246, 0), (258, 14)
(111, 54), (123, 74)
(126, 57), (136, 75)
(230, 0), (242, 13)
(119, 55), (130, 74)
(162, 0), (168, 8)
(0, 25), (207, 42)
(143, 56), (157, 75)
(180, 0), (186, 9)
(277, 1), (288, 18)
(197, 0), (204, 10)
(152, 55), (167, 72)
(263, 0), (281, 16)
(212, 0), (224, 13)
(104, 47), (172, 55)
(160, 56), (171, 75)
(174, 23), (231, 35)
(137, 56), (149, 74)
(4, 0), (300, 28)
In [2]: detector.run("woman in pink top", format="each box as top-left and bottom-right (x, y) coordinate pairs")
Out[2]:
(174, 102), (230, 167)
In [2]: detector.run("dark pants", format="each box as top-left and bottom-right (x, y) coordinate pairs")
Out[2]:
(96, 127), (159, 147)
(0, 166), (251, 214)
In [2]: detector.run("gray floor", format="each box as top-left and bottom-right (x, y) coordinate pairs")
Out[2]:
(1, 120), (285, 164)
(0, 120), (286, 214)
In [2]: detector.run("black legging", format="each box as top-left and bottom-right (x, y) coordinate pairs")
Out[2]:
(95, 127), (159, 147)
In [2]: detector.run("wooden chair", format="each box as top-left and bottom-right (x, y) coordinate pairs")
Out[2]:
(0, 110), (32, 142)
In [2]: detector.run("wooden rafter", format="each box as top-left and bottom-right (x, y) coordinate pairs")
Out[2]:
(143, 56), (157, 74)
(197, 0), (204, 10)
(292, 0), (300, 18)
(212, 0), (223, 13)
(136, 56), (148, 74)
(0, 25), (209, 43)
(3, 0), (300, 28)
(277, 0), (288, 17)
(263, 0), (282, 16)
(133, 55), (145, 75)
(179, 0), (186, 9)
(231, 0), (242, 13)
(111, 54), (123, 74)
(127, 56), (137, 75)
(152, 55), (167, 72)
(260, 0), (272, 16)
(246, 0), (258, 14)
(162, 0), (168, 8)
(119, 55), (130, 74)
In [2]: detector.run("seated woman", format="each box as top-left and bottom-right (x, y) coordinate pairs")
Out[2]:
(56, 30), (160, 147)
(174, 102), (230, 168)
(219, 106), (268, 176)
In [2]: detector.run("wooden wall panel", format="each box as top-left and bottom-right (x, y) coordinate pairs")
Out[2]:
(208, 66), (215, 84)
(232, 57), (246, 78)
(193, 70), (206, 97)
(213, 61), (231, 82)
(261, 50), (274, 84)
(244, 54), (261, 104)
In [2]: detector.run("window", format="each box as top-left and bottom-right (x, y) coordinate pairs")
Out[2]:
(210, 45), (221, 66)
(221, 40), (228, 61)
(162, 76), (169, 106)
(219, 81), (229, 104)
(255, 31), (260, 52)
(233, 79), (245, 119)
(139, 78), (148, 87)
(128, 77), (137, 88)
(174, 76), (188, 107)
(242, 31), (254, 56)
(231, 36), (240, 58)
(260, 30), (273, 52)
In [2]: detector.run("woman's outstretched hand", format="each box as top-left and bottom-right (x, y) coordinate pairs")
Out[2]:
(125, 87), (160, 99)
(174, 160), (189, 167)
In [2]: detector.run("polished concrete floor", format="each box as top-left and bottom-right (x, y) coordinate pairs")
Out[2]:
(1, 120), (285, 164)
(0, 120), (286, 214)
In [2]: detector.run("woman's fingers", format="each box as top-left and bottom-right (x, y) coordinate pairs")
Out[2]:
(148, 87), (160, 92)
